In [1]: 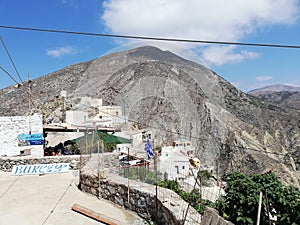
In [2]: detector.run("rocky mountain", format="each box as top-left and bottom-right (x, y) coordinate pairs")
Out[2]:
(248, 84), (300, 111)
(248, 84), (300, 95)
(1, 46), (299, 187)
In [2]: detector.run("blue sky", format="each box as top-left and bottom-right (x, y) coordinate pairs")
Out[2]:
(0, 0), (299, 92)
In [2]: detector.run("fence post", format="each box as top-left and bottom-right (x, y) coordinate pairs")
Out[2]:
(256, 191), (263, 225)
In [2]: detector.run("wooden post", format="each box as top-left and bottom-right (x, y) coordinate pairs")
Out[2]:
(127, 147), (130, 204)
(28, 74), (32, 134)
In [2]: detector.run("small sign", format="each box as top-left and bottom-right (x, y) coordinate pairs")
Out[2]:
(11, 163), (69, 176)
(18, 133), (44, 146)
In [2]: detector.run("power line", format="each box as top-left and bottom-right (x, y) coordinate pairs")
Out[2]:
(0, 35), (23, 83)
(0, 64), (20, 85)
(1, 25), (300, 49)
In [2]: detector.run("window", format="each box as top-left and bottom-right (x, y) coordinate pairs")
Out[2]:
(175, 166), (179, 174)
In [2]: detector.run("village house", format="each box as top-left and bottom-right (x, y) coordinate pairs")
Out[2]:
(0, 114), (44, 157)
(159, 140), (195, 180)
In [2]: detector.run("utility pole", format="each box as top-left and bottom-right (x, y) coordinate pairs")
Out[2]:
(60, 90), (67, 123)
(127, 147), (130, 204)
(153, 138), (158, 221)
(28, 74), (32, 134)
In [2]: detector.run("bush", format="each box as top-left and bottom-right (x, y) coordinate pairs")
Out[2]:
(216, 172), (300, 225)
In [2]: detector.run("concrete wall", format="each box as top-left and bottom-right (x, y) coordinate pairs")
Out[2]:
(0, 114), (43, 157)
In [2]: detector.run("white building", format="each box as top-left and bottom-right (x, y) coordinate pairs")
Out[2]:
(159, 140), (195, 180)
(159, 146), (190, 180)
(97, 105), (124, 126)
(66, 110), (88, 126)
(0, 114), (44, 157)
(115, 143), (131, 154)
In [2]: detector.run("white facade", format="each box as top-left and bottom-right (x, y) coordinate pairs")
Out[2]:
(66, 110), (88, 126)
(67, 105), (125, 128)
(0, 114), (44, 157)
(159, 146), (190, 180)
(98, 106), (122, 117)
(116, 130), (151, 147)
(159, 140), (195, 180)
(97, 106), (124, 126)
(115, 143), (131, 154)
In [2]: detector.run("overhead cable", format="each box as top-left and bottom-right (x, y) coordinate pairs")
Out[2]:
(0, 65), (20, 85)
(0, 25), (300, 49)
(0, 35), (23, 83)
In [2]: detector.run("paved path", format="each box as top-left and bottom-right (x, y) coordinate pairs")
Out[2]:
(0, 171), (145, 225)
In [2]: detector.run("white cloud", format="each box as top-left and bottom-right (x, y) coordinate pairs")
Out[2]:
(101, 0), (299, 65)
(61, 0), (78, 8)
(201, 46), (259, 66)
(46, 46), (76, 58)
(256, 76), (273, 81)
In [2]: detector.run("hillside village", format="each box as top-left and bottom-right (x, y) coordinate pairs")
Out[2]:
(1, 46), (300, 225)
(1, 1), (300, 224)
(0, 93), (217, 184)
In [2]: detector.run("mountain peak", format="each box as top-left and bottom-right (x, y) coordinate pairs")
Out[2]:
(126, 45), (191, 64)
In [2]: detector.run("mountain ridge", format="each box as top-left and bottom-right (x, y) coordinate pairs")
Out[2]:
(0, 46), (299, 187)
(248, 84), (300, 111)
(248, 84), (300, 95)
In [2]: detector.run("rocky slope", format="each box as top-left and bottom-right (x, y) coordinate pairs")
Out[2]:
(1, 46), (299, 187)
(248, 84), (300, 111)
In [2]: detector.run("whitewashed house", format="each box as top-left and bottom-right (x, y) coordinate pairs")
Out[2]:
(159, 140), (195, 180)
(0, 114), (44, 157)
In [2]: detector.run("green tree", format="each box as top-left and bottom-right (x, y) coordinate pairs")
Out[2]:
(217, 172), (300, 225)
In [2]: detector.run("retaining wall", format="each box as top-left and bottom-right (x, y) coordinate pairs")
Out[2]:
(79, 171), (201, 225)
(201, 207), (234, 225)
(0, 155), (85, 172)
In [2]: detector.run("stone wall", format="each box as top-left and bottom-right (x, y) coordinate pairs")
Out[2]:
(201, 207), (234, 225)
(0, 155), (85, 172)
(79, 170), (201, 225)
(0, 114), (43, 157)
(79, 153), (233, 225)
